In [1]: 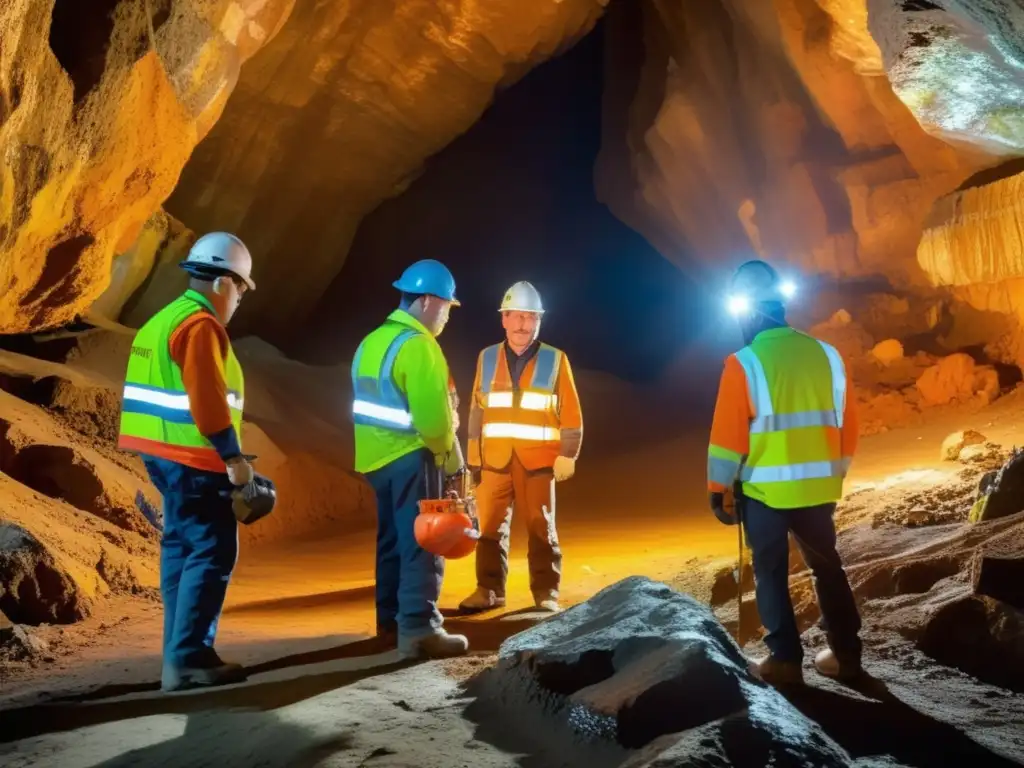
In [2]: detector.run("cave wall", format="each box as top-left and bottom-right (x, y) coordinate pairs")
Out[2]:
(0, 0), (294, 332)
(594, 0), (999, 293)
(155, 0), (610, 339)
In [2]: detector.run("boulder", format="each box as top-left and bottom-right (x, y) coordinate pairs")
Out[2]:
(916, 354), (976, 406)
(940, 429), (987, 461)
(971, 523), (1024, 612)
(958, 443), (1003, 466)
(478, 577), (852, 766)
(0, 523), (87, 625)
(870, 339), (904, 366)
(970, 448), (1024, 523)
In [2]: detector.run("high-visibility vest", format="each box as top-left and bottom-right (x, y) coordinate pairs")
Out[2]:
(351, 312), (454, 474)
(352, 327), (421, 435)
(477, 342), (564, 471)
(715, 327), (849, 509)
(118, 290), (244, 472)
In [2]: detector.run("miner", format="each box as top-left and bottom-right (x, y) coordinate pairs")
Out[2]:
(118, 232), (259, 692)
(707, 259), (863, 685)
(351, 259), (469, 659)
(458, 281), (583, 615)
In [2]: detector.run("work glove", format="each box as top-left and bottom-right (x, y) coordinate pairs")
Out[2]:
(226, 456), (255, 487)
(710, 491), (738, 526)
(553, 456), (576, 482)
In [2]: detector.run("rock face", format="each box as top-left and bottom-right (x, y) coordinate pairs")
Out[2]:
(0, 0), (294, 332)
(870, 0), (1024, 156)
(477, 576), (852, 766)
(0, 522), (86, 625)
(595, 0), (980, 291)
(154, 0), (609, 337)
(916, 353), (999, 406)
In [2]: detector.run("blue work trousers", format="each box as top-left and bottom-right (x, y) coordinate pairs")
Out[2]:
(743, 498), (862, 663)
(366, 449), (444, 637)
(144, 457), (239, 667)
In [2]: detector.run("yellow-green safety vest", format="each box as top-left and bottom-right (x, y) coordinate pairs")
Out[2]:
(118, 290), (244, 471)
(734, 327), (848, 509)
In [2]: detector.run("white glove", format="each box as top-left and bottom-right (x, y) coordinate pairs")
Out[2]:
(553, 456), (576, 482)
(226, 457), (254, 487)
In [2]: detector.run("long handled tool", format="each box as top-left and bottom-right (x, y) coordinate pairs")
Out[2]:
(733, 481), (746, 645)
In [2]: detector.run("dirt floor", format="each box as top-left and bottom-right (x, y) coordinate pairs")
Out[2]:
(0, 330), (1023, 766)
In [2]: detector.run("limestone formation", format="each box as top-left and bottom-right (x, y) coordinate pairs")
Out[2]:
(159, 0), (610, 337)
(0, 522), (86, 625)
(0, 0), (293, 332)
(870, 0), (1024, 156)
(871, 338), (904, 365)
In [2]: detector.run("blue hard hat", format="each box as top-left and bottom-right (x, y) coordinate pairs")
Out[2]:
(392, 259), (460, 306)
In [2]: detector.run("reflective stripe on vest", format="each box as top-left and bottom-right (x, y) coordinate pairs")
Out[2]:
(734, 341), (847, 437)
(351, 328), (419, 432)
(479, 343), (562, 441)
(122, 383), (244, 423)
(118, 291), (245, 469)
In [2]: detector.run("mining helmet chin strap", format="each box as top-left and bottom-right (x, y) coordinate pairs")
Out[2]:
(726, 259), (797, 318)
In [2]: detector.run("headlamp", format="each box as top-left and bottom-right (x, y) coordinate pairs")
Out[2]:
(727, 294), (751, 316)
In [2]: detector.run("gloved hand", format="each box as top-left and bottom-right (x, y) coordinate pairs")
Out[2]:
(443, 445), (465, 478)
(226, 456), (254, 487)
(710, 491), (737, 526)
(553, 456), (576, 482)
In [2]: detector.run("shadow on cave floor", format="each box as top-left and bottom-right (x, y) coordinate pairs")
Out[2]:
(0, 655), (412, 744)
(782, 674), (1022, 767)
(0, 610), (542, 746)
(85, 711), (355, 768)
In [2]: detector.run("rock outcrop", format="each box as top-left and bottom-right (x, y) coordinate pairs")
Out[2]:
(0, 0), (294, 332)
(472, 576), (852, 766)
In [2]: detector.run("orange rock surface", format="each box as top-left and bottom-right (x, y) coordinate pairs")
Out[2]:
(0, 0), (294, 332)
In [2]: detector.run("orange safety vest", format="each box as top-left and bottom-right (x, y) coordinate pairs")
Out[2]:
(474, 343), (573, 471)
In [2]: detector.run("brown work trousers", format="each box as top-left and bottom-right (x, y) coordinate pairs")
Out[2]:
(475, 454), (561, 600)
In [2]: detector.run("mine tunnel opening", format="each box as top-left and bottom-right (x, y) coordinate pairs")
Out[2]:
(48, 0), (122, 105)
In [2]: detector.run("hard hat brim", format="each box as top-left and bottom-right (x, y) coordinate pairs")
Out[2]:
(499, 307), (544, 314)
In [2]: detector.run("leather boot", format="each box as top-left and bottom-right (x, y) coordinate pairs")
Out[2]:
(398, 629), (470, 660)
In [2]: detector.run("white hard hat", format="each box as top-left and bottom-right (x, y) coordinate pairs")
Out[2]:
(727, 260), (795, 316)
(500, 281), (544, 314)
(182, 232), (256, 290)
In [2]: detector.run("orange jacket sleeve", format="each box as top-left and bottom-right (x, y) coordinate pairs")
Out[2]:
(169, 314), (239, 459)
(707, 354), (752, 493)
(556, 353), (583, 459)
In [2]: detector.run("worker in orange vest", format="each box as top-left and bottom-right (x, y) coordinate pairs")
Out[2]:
(459, 281), (582, 614)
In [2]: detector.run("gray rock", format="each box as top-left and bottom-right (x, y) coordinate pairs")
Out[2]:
(480, 576), (852, 766)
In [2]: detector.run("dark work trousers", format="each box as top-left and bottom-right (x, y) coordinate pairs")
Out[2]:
(144, 457), (238, 668)
(366, 448), (444, 638)
(742, 498), (862, 663)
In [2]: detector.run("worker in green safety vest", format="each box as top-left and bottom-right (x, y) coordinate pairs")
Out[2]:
(708, 259), (863, 686)
(119, 231), (262, 692)
(352, 259), (468, 660)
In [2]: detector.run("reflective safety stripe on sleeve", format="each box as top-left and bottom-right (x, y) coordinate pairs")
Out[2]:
(708, 443), (744, 488)
(740, 459), (848, 483)
(481, 423), (560, 441)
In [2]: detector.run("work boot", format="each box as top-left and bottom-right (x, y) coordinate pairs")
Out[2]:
(398, 629), (470, 660)
(374, 621), (398, 650)
(749, 655), (804, 686)
(814, 647), (862, 682)
(161, 650), (247, 692)
(458, 587), (505, 614)
(533, 591), (560, 613)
